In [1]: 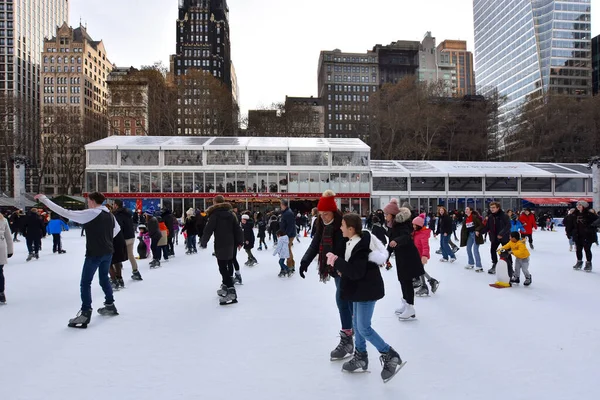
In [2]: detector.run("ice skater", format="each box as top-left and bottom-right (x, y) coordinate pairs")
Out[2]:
(326, 213), (404, 382)
(0, 212), (14, 304)
(241, 214), (257, 266)
(46, 213), (68, 254)
(411, 214), (439, 296)
(500, 232), (532, 286)
(273, 230), (290, 277)
(567, 201), (598, 272)
(460, 206), (484, 272)
(519, 208), (537, 249)
(36, 192), (121, 328)
(257, 215), (268, 251)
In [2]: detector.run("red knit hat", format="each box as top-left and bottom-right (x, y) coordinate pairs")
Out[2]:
(317, 190), (338, 212)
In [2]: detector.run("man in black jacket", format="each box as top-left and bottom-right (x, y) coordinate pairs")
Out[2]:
(22, 208), (44, 261)
(279, 200), (297, 271)
(113, 200), (142, 281)
(201, 195), (243, 305)
(161, 208), (176, 257)
(482, 202), (512, 276)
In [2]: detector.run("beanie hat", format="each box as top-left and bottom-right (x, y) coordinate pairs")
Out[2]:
(186, 208), (195, 217)
(241, 214), (250, 221)
(383, 198), (400, 216)
(577, 200), (589, 208)
(145, 206), (155, 215)
(412, 213), (426, 227)
(317, 190), (338, 212)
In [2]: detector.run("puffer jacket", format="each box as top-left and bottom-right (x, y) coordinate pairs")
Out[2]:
(388, 208), (425, 281)
(412, 227), (431, 259)
(201, 202), (243, 260)
(519, 212), (537, 235)
(501, 239), (530, 259)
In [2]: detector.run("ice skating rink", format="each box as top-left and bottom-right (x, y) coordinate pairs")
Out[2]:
(2, 227), (599, 400)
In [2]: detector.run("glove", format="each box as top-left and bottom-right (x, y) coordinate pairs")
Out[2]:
(7, 253), (12, 258)
(325, 252), (338, 267)
(299, 264), (308, 279)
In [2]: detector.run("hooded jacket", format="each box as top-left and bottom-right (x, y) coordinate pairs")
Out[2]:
(201, 203), (243, 260)
(113, 207), (135, 240)
(333, 231), (387, 302)
(412, 227), (431, 259)
(46, 217), (69, 235)
(519, 212), (537, 235)
(387, 207), (425, 281)
(242, 218), (255, 250)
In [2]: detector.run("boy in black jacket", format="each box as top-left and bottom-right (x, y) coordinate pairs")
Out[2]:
(241, 214), (257, 266)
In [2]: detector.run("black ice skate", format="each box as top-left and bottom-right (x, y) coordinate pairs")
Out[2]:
(584, 261), (592, 272)
(530, 243), (534, 250)
(97, 302), (119, 316)
(488, 264), (496, 274)
(217, 284), (228, 297)
(0, 292), (6, 304)
(110, 279), (120, 291)
(510, 276), (520, 285)
(287, 269), (294, 277)
(257, 247), (262, 251)
(34, 252), (39, 259)
(278, 270), (286, 278)
(573, 261), (583, 270)
(26, 253), (33, 262)
(234, 272), (243, 285)
(219, 288), (238, 305)
(149, 259), (161, 269)
(380, 347), (406, 383)
(342, 350), (368, 372)
(524, 275), (532, 286)
(68, 309), (92, 329)
(412, 278), (422, 289)
(117, 278), (125, 289)
(415, 285), (429, 297)
(428, 278), (440, 293)
(131, 270), (143, 281)
(435, 249), (442, 255)
(452, 247), (459, 253)
(331, 330), (354, 361)
(58, 250), (66, 254)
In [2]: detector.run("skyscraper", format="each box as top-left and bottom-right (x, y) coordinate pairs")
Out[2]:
(473, 0), (592, 115)
(0, 0), (69, 194)
(437, 39), (475, 97)
(593, 34), (600, 95)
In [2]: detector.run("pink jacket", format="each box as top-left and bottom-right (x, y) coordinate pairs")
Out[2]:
(413, 227), (431, 259)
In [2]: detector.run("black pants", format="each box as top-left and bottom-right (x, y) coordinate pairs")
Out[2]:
(151, 237), (161, 261)
(491, 239), (513, 277)
(258, 237), (267, 248)
(218, 259), (234, 288)
(26, 237), (41, 254)
(12, 231), (18, 240)
(245, 248), (256, 262)
(399, 279), (415, 305)
(0, 264), (4, 292)
(575, 239), (592, 262)
(227, 247), (240, 276)
(522, 233), (533, 245)
(52, 234), (62, 252)
(167, 235), (175, 256)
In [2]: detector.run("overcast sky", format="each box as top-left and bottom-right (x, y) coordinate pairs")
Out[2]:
(70, 0), (599, 118)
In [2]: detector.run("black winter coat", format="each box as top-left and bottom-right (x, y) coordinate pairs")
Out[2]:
(564, 213), (575, 238)
(112, 230), (128, 264)
(146, 216), (161, 242)
(182, 216), (198, 236)
(114, 207), (135, 240)
(280, 208), (297, 238)
(257, 220), (267, 238)
(22, 211), (44, 239)
(201, 203), (243, 260)
(162, 210), (176, 239)
(242, 220), (255, 249)
(483, 210), (511, 242)
(269, 219), (280, 235)
(371, 223), (387, 246)
(388, 208), (425, 281)
(568, 209), (598, 243)
(334, 232), (385, 302)
(436, 214), (453, 235)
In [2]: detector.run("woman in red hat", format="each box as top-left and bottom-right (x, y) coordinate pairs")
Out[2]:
(299, 190), (353, 361)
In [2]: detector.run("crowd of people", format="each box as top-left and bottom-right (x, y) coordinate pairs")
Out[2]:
(1, 191), (599, 383)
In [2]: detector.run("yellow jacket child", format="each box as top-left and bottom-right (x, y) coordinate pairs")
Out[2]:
(500, 239), (530, 259)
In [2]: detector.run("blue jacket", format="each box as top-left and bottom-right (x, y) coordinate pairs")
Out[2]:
(280, 208), (297, 238)
(510, 219), (524, 233)
(47, 219), (69, 235)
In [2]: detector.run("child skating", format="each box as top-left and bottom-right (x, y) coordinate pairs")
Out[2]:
(500, 232), (532, 286)
(241, 214), (257, 266)
(273, 230), (290, 277)
(257, 216), (268, 251)
(46, 213), (68, 254)
(412, 214), (440, 296)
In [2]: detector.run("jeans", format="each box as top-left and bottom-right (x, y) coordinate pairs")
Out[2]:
(278, 258), (288, 272)
(125, 238), (138, 272)
(26, 237), (41, 254)
(186, 234), (197, 252)
(353, 301), (390, 354)
(217, 259), (234, 288)
(334, 276), (353, 330)
(0, 264), (4, 292)
(52, 233), (62, 252)
(466, 232), (482, 268)
(80, 253), (114, 312)
(440, 235), (455, 260)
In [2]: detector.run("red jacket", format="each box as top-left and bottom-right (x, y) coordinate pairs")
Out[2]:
(519, 213), (537, 235)
(413, 227), (431, 259)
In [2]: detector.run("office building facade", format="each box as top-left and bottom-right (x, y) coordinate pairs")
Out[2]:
(593, 34), (599, 95)
(437, 39), (476, 96)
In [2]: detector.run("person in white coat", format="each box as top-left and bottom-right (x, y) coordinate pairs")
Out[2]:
(0, 212), (15, 304)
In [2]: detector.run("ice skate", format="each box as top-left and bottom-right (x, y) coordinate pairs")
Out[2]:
(277, 270), (286, 278)
(475, 267), (483, 273)
(584, 261), (592, 272)
(397, 304), (416, 321)
(131, 270), (143, 281)
(412, 278), (421, 289)
(34, 252), (39, 259)
(416, 285), (429, 297)
(26, 253), (33, 262)
(452, 246), (459, 253)
(449, 258), (456, 263)
(573, 261), (583, 270)
(97, 302), (119, 316)
(217, 284), (228, 297)
(110, 279), (120, 291)
(288, 267), (295, 276)
(234, 272), (243, 285)
(149, 259), (161, 269)
(394, 299), (407, 315)
(380, 347), (405, 383)
(510, 276), (520, 285)
(219, 287), (238, 305)
(257, 247), (262, 251)
(117, 278), (125, 289)
(435, 249), (442, 254)
(0, 292), (6, 304)
(488, 264), (496, 274)
(58, 250), (66, 254)
(244, 260), (251, 266)
(465, 264), (474, 269)
(524, 275), (532, 286)
(68, 309), (92, 329)
(530, 243), (534, 250)
(342, 350), (368, 372)
(331, 330), (354, 361)
(439, 258), (449, 263)
(264, 245), (268, 250)
(428, 278), (439, 294)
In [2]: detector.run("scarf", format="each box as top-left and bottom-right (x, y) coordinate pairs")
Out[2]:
(318, 221), (335, 283)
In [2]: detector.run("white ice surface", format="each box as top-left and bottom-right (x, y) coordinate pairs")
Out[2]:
(1, 227), (600, 400)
